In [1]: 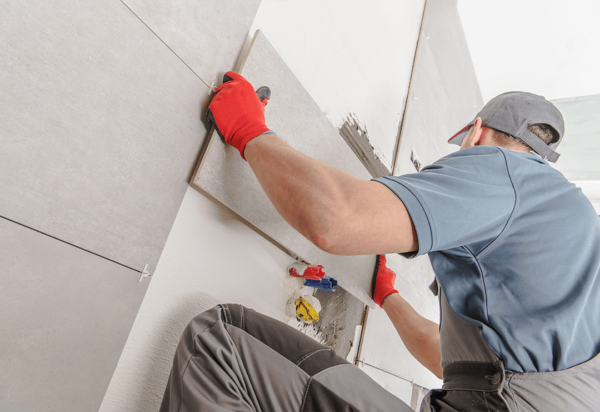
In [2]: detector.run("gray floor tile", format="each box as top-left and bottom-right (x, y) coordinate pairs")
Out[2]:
(121, 0), (262, 87)
(0, 0), (209, 272)
(192, 31), (377, 306)
(0, 217), (149, 412)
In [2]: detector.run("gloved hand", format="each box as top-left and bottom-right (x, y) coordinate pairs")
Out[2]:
(206, 71), (273, 160)
(371, 255), (399, 308)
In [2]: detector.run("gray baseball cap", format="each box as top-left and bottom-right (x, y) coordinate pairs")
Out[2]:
(448, 91), (565, 162)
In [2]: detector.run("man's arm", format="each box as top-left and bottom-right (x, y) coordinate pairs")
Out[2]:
(244, 133), (418, 255)
(210, 72), (439, 376)
(373, 255), (442, 378)
(207, 71), (417, 255)
(382, 293), (442, 379)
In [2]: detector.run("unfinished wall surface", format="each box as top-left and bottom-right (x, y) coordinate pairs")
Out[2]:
(359, 0), (482, 406)
(99, 187), (296, 412)
(250, 0), (426, 172)
(193, 31), (377, 306)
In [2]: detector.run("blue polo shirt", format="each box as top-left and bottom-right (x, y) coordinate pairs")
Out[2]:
(375, 146), (600, 373)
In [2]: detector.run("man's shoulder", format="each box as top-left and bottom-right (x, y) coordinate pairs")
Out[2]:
(436, 145), (545, 163)
(431, 146), (553, 176)
(423, 146), (512, 179)
(432, 146), (505, 167)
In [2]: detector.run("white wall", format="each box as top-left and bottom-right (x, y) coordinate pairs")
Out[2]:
(99, 188), (296, 411)
(250, 0), (425, 171)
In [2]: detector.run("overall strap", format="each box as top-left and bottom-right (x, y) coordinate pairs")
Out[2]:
(439, 290), (500, 370)
(420, 281), (511, 412)
(438, 288), (505, 392)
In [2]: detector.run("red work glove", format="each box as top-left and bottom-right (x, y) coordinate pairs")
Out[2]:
(371, 255), (399, 308)
(207, 71), (273, 160)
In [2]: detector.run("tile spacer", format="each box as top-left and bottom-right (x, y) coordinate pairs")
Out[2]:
(208, 81), (217, 95)
(138, 263), (152, 283)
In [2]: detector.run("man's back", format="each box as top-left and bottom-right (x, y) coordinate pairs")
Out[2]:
(377, 146), (600, 372)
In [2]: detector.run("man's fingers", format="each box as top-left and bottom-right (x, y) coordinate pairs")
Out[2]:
(223, 71), (254, 85)
(255, 86), (271, 103)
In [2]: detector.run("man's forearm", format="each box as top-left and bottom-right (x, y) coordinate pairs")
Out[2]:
(244, 133), (417, 255)
(382, 293), (442, 379)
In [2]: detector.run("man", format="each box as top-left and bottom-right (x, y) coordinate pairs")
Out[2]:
(161, 72), (600, 411)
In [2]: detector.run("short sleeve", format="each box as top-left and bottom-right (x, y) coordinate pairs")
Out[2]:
(374, 147), (516, 257)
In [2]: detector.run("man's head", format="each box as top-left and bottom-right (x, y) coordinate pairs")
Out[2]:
(449, 92), (565, 162)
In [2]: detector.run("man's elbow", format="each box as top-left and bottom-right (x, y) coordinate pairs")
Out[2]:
(308, 224), (357, 255)
(304, 213), (347, 254)
(307, 227), (339, 254)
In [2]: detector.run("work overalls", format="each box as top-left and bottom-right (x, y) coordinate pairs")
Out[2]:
(421, 280), (600, 412)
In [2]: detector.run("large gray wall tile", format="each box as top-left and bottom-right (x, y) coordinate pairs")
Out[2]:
(0, 0), (209, 272)
(0, 217), (149, 412)
(394, 0), (483, 176)
(122, 0), (262, 87)
(192, 31), (377, 306)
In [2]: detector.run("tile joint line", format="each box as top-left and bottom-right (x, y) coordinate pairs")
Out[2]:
(391, 0), (429, 175)
(119, 0), (212, 90)
(0, 215), (143, 274)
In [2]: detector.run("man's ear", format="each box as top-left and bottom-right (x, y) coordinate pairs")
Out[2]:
(460, 117), (483, 150)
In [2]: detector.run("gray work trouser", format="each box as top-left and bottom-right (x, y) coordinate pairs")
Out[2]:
(421, 282), (600, 412)
(160, 303), (411, 412)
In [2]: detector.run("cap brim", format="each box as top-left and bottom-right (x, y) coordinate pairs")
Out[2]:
(448, 123), (473, 146)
